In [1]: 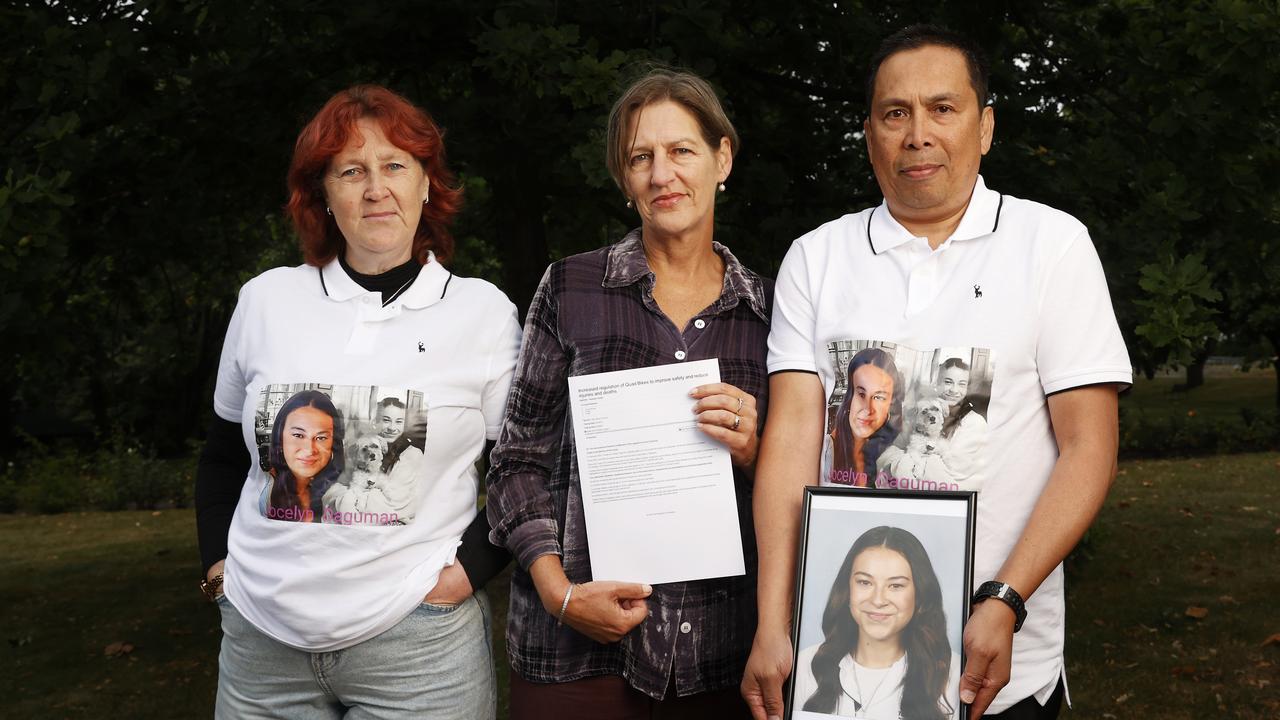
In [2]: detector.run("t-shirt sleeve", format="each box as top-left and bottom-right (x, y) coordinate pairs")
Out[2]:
(482, 294), (523, 441)
(767, 239), (819, 374)
(1036, 230), (1133, 394)
(212, 285), (251, 423)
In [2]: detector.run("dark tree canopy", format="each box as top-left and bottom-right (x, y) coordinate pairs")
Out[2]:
(1, 0), (1277, 454)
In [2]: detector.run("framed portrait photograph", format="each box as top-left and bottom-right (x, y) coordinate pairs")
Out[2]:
(788, 487), (977, 720)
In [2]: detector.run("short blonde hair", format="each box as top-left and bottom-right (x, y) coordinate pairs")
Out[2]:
(605, 68), (739, 193)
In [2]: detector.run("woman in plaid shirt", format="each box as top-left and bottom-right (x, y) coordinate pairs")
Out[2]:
(487, 69), (772, 719)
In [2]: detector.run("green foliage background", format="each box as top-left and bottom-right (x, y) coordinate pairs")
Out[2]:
(2, 0), (1278, 457)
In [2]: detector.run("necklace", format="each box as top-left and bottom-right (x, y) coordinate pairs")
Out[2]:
(848, 662), (889, 717)
(841, 654), (904, 719)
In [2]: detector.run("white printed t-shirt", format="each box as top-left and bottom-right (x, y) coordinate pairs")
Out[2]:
(768, 176), (1131, 713)
(214, 254), (521, 651)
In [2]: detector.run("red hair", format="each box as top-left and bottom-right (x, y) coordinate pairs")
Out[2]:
(286, 85), (462, 266)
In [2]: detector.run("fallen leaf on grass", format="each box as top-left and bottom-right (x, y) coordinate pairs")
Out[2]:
(1115, 693), (1131, 704)
(1263, 633), (1280, 647)
(1218, 595), (1237, 605)
(103, 641), (134, 658)
(1241, 506), (1258, 512)
(1185, 606), (1209, 619)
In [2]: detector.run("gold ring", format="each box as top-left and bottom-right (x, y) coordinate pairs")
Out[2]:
(732, 414), (741, 431)
(736, 397), (744, 413)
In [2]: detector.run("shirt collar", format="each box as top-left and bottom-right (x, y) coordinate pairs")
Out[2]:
(318, 251), (453, 310)
(867, 174), (1003, 254)
(602, 228), (770, 323)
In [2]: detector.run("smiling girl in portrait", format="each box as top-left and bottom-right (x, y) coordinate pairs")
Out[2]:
(793, 526), (959, 719)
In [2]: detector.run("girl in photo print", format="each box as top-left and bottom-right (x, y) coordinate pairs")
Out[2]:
(793, 526), (957, 720)
(265, 390), (346, 523)
(829, 348), (903, 487)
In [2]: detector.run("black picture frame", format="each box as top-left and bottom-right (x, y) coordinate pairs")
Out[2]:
(786, 487), (977, 720)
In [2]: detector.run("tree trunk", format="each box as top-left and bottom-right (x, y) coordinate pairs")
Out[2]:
(0, 365), (14, 455)
(1269, 332), (1280, 410)
(1175, 338), (1216, 392)
(1182, 357), (1206, 391)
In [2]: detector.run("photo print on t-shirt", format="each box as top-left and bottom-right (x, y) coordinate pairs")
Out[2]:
(823, 340), (994, 492)
(254, 383), (429, 526)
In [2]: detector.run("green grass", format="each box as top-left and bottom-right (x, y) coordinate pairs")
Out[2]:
(1120, 366), (1276, 422)
(1064, 452), (1280, 718)
(0, 511), (219, 715)
(2, 453), (1277, 718)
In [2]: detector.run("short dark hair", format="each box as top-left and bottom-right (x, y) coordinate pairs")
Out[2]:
(865, 24), (990, 111)
(377, 397), (406, 411)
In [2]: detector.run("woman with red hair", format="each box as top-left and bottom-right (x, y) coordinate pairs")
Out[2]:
(195, 85), (520, 718)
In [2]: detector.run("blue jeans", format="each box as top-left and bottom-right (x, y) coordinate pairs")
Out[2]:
(215, 591), (496, 719)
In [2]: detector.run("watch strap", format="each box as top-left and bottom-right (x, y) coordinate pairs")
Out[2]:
(973, 580), (1027, 632)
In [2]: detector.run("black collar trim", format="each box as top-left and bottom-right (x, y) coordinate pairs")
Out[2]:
(867, 206), (879, 255)
(866, 194), (1005, 255)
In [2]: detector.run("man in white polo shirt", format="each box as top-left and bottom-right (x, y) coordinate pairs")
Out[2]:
(741, 25), (1131, 720)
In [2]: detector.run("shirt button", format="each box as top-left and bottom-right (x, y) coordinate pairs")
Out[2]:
(693, 319), (706, 329)
(674, 350), (687, 360)
(679, 621), (692, 634)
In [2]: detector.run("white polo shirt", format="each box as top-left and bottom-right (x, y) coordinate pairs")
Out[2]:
(214, 254), (521, 651)
(769, 176), (1131, 712)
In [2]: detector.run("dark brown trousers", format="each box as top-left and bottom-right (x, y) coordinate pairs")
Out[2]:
(509, 671), (752, 720)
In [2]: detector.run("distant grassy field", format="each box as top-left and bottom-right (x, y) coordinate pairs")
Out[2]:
(1121, 366), (1276, 421)
(1064, 452), (1280, 719)
(3, 453), (1277, 718)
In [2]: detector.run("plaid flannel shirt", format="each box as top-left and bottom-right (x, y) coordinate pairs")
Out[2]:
(487, 230), (772, 700)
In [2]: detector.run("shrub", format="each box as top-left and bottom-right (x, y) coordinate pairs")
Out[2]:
(0, 436), (194, 514)
(1119, 407), (1280, 457)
